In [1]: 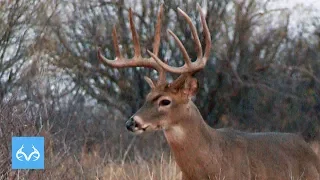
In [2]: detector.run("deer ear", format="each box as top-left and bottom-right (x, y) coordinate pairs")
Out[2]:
(144, 76), (155, 89)
(182, 77), (198, 97)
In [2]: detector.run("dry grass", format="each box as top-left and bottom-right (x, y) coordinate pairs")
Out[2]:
(6, 149), (181, 180)
(101, 157), (181, 180)
(6, 142), (320, 180)
(3, 141), (320, 180)
(57, 152), (181, 180)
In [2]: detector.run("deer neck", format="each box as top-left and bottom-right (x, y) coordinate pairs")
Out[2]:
(164, 101), (214, 142)
(163, 101), (220, 172)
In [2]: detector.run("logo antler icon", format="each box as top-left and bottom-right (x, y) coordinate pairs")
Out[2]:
(30, 145), (40, 161)
(16, 144), (25, 161)
(15, 144), (41, 161)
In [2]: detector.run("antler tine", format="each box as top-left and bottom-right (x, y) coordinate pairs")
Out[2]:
(153, 4), (163, 56)
(151, 4), (211, 75)
(167, 29), (192, 67)
(97, 5), (167, 86)
(197, 4), (211, 62)
(153, 4), (166, 85)
(112, 26), (122, 58)
(177, 7), (203, 59)
(129, 8), (141, 57)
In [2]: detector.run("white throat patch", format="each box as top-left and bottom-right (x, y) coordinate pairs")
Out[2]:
(169, 125), (186, 141)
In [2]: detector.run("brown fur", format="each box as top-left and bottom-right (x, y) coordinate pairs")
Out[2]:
(131, 78), (320, 180)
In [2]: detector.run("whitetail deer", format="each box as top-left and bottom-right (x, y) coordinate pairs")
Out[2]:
(97, 4), (320, 180)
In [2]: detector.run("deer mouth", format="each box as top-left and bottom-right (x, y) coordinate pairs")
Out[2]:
(130, 125), (149, 134)
(133, 124), (162, 134)
(141, 125), (149, 131)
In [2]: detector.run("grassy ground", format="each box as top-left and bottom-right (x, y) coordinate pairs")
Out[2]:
(4, 141), (320, 180)
(1, 123), (319, 180)
(5, 153), (181, 180)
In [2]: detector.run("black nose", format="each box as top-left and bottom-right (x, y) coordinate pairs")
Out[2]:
(125, 117), (136, 131)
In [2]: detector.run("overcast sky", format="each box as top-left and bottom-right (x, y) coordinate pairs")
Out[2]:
(269, 0), (320, 17)
(272, 0), (320, 8)
(266, 0), (320, 37)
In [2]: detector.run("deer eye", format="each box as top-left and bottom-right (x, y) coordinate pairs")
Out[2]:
(159, 99), (171, 106)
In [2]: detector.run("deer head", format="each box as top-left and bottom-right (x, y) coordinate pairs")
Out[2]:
(98, 4), (211, 134)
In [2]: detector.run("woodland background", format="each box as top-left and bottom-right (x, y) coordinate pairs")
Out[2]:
(0, 0), (319, 179)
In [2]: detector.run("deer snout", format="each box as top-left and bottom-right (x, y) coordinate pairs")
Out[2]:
(125, 116), (149, 133)
(125, 117), (137, 132)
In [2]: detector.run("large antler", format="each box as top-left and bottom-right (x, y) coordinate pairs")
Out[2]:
(148, 4), (211, 87)
(97, 5), (166, 87)
(98, 4), (211, 88)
